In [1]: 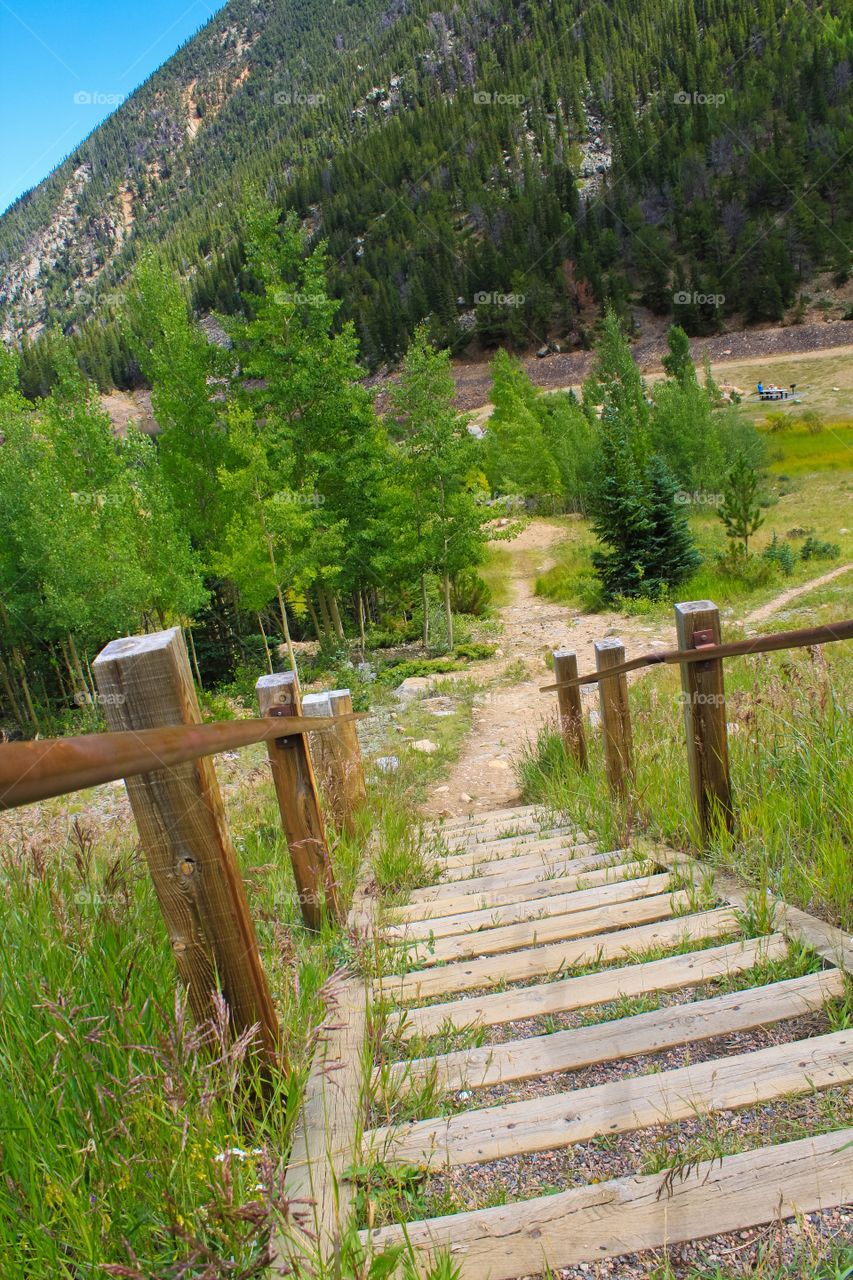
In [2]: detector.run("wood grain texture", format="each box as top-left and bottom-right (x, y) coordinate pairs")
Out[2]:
(365, 1029), (853, 1168)
(675, 601), (734, 836)
(380, 907), (740, 1001)
(397, 852), (636, 917)
(257, 672), (339, 929)
(394, 887), (686, 968)
(381, 968), (844, 1090)
(93, 629), (279, 1060)
(386, 867), (666, 940)
(437, 840), (601, 882)
(595, 638), (633, 794)
(388, 934), (789, 1038)
(553, 649), (588, 768)
(360, 1128), (853, 1277)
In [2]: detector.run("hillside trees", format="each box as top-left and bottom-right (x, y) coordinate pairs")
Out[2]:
(389, 325), (489, 649)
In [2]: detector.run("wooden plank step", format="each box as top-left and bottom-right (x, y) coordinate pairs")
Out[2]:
(360, 1127), (853, 1278)
(437, 841), (604, 883)
(440, 834), (593, 874)
(431, 805), (549, 835)
(364, 1028), (853, 1168)
(387, 867), (668, 941)
(380, 907), (740, 1002)
(380, 968), (845, 1092)
(391, 934), (789, 1038)
(445, 827), (583, 855)
(405, 849), (622, 907)
(397, 857), (647, 920)
(396, 888), (688, 968)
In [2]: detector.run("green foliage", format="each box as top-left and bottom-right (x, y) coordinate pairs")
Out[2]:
(719, 453), (765, 555)
(801, 535), (841, 561)
(762, 532), (796, 576)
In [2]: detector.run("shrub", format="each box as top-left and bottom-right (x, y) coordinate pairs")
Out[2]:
(450, 568), (492, 616)
(800, 535), (841, 562)
(762, 533), (796, 576)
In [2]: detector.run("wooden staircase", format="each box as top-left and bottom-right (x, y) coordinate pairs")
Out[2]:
(278, 803), (853, 1277)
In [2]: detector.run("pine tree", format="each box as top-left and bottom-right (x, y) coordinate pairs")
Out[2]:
(642, 454), (700, 593)
(719, 454), (764, 555)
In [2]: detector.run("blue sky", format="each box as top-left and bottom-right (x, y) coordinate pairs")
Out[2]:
(0, 0), (228, 215)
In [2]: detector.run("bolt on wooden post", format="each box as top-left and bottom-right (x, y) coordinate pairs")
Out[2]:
(552, 649), (588, 770)
(93, 628), (280, 1064)
(594, 638), (634, 795)
(675, 600), (734, 839)
(256, 672), (341, 929)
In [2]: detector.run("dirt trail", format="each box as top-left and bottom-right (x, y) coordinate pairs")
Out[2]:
(422, 531), (853, 820)
(422, 523), (672, 819)
(743, 563), (852, 625)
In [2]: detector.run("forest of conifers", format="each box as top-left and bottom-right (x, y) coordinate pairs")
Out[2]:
(1, 0), (851, 392)
(0, 204), (762, 735)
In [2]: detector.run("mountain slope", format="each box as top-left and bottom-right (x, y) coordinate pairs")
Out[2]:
(1, 0), (851, 379)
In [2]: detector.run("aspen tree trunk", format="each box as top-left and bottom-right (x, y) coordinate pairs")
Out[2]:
(421, 575), (429, 649)
(328, 591), (345, 642)
(257, 612), (274, 674)
(185, 622), (204, 690)
(0, 651), (24, 724)
(316, 585), (333, 639)
(357, 591), (367, 658)
(443, 573), (454, 651)
(13, 649), (39, 730)
(306, 597), (323, 642)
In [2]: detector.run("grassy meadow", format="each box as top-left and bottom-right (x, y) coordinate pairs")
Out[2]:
(536, 415), (852, 618)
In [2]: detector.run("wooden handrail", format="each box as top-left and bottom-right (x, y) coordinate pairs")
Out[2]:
(540, 619), (853, 693)
(0, 711), (361, 811)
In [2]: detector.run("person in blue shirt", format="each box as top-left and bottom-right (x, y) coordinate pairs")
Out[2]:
(757, 381), (764, 396)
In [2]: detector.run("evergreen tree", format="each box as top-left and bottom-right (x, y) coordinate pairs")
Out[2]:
(719, 454), (764, 555)
(642, 454), (700, 593)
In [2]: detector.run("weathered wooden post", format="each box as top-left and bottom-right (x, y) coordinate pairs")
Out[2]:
(594, 638), (634, 795)
(256, 671), (341, 929)
(329, 689), (367, 829)
(675, 600), (734, 839)
(93, 629), (280, 1063)
(302, 688), (366, 837)
(552, 649), (588, 770)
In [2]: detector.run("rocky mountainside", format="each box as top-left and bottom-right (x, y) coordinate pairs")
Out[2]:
(1, 0), (851, 380)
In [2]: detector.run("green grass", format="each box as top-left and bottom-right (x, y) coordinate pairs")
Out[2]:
(516, 640), (853, 929)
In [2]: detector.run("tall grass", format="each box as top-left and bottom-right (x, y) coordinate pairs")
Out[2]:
(517, 644), (853, 929)
(0, 749), (367, 1278)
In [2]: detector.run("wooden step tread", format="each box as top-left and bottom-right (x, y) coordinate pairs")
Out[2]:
(396, 888), (689, 968)
(364, 1028), (853, 1168)
(360, 1127), (853, 1279)
(387, 866), (667, 940)
(444, 828), (585, 856)
(403, 849), (621, 908)
(380, 968), (844, 1091)
(391, 934), (788, 1038)
(382, 907), (741, 1001)
(440, 833), (591, 871)
(436, 840), (602, 882)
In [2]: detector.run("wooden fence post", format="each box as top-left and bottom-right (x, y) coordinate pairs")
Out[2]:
(594, 638), (634, 795)
(675, 600), (734, 839)
(92, 629), (280, 1063)
(329, 689), (367, 830)
(256, 672), (341, 929)
(302, 689), (366, 837)
(552, 649), (588, 770)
